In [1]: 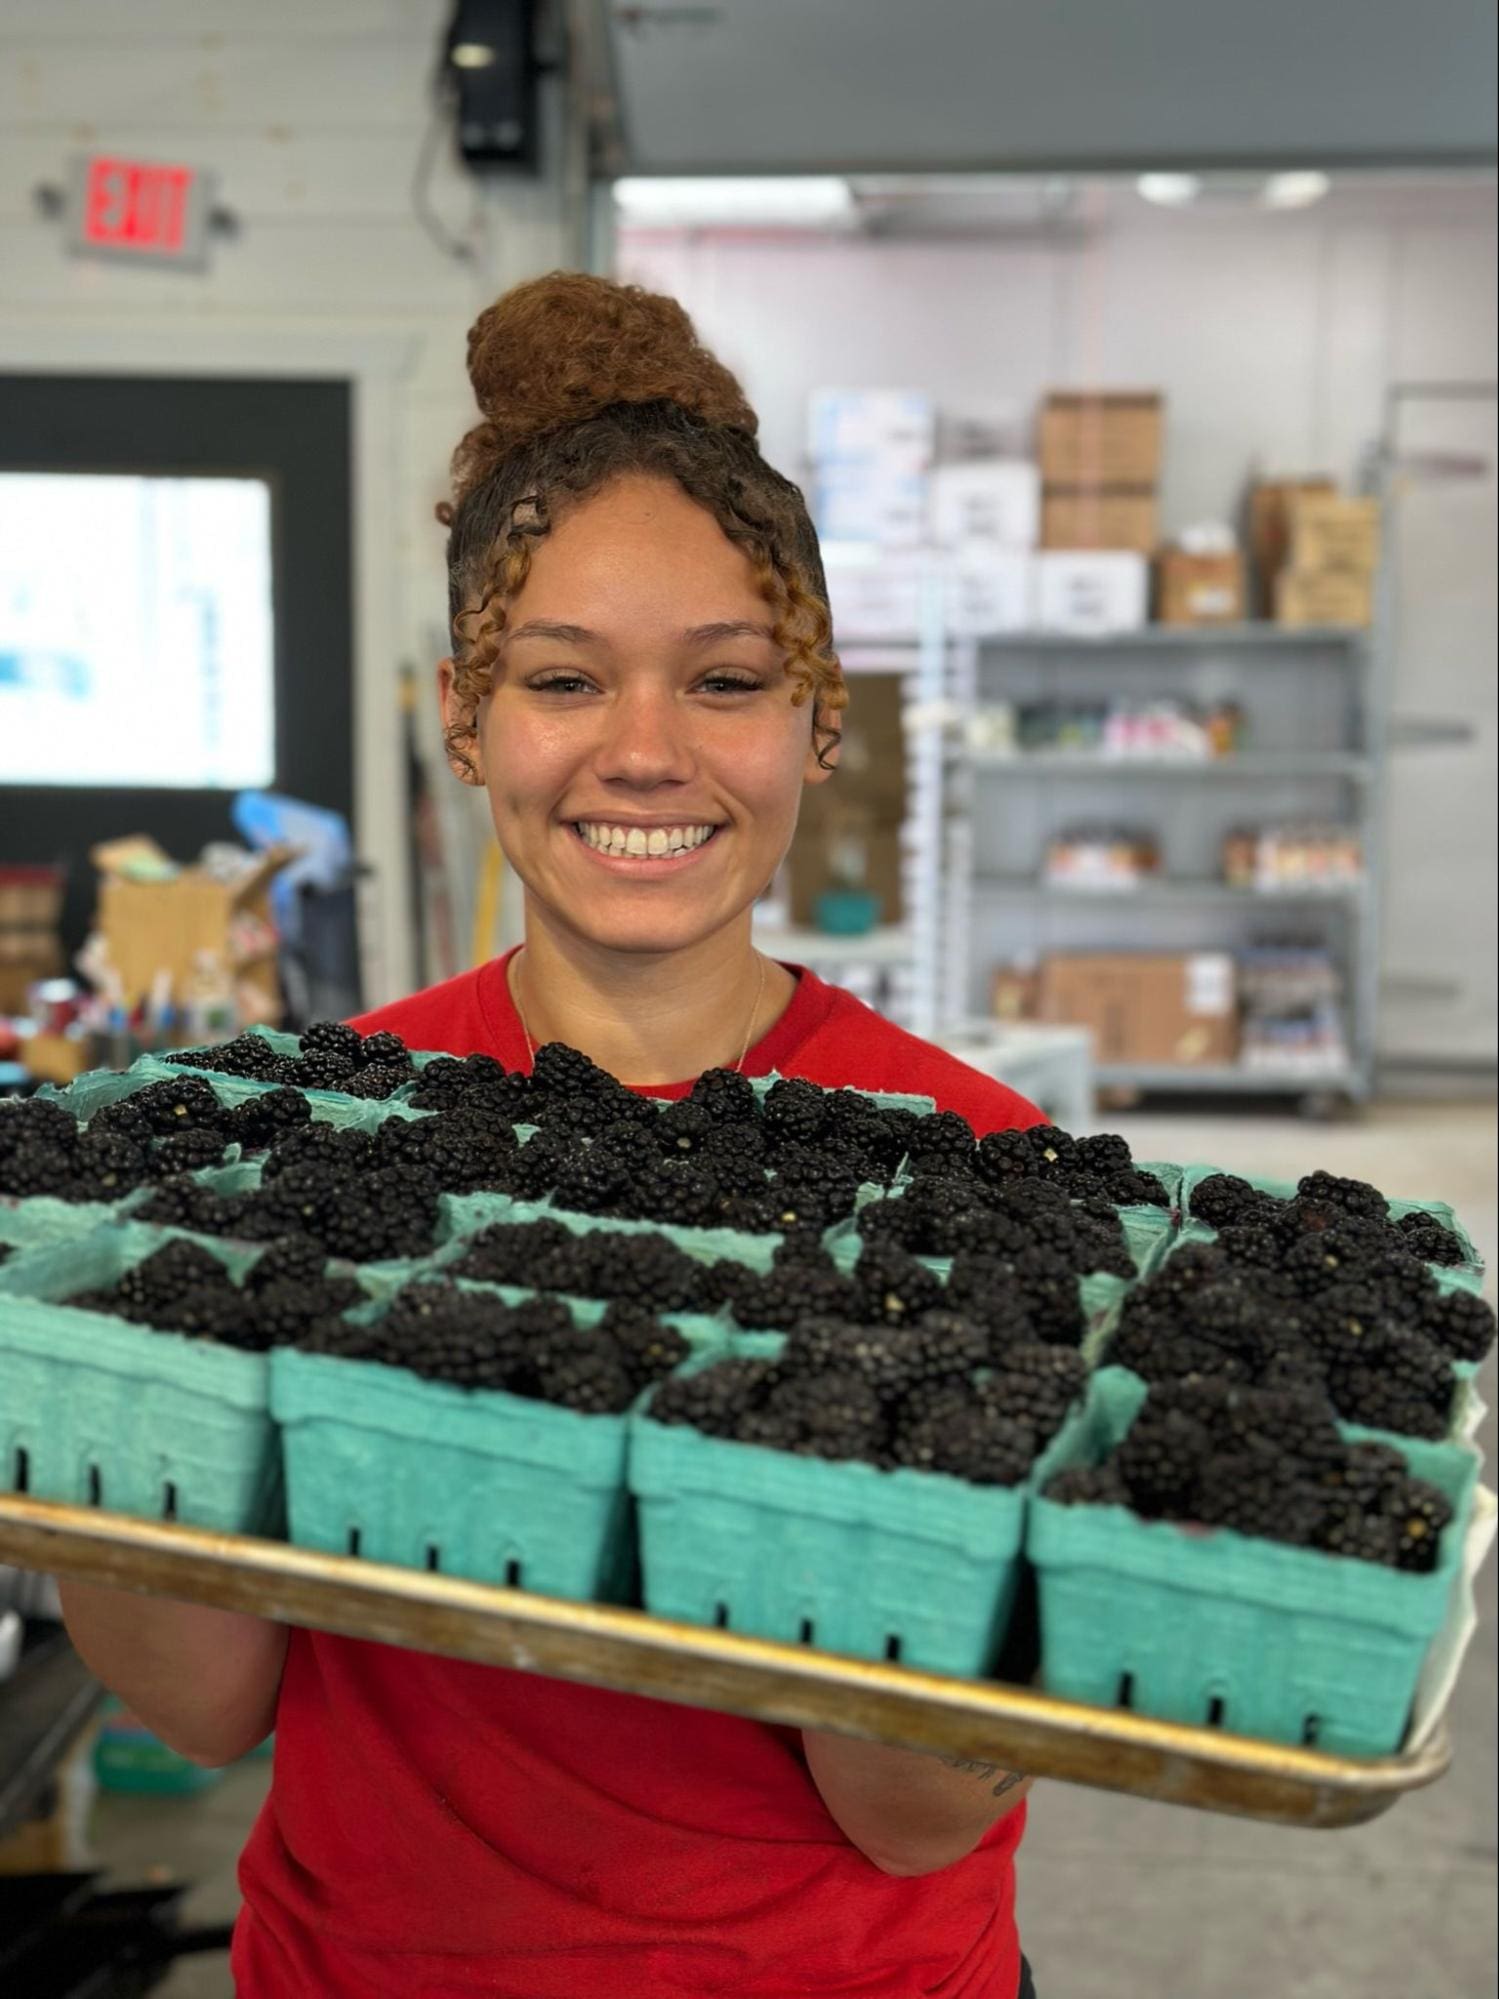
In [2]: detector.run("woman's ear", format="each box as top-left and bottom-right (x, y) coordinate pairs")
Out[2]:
(803, 706), (841, 786)
(437, 656), (485, 785)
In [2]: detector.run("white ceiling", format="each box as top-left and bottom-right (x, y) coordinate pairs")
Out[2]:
(599, 0), (1498, 177)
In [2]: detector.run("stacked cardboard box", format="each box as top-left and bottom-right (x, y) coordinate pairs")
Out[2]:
(927, 456), (1039, 636)
(1035, 393), (1160, 633)
(808, 390), (934, 548)
(1274, 495), (1381, 628)
(1037, 951), (1239, 1068)
(788, 673), (907, 930)
(0, 866), (64, 1014)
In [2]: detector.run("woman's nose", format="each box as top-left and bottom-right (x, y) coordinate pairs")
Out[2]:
(592, 685), (695, 788)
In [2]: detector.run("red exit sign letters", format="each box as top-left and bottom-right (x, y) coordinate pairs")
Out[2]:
(68, 154), (215, 270)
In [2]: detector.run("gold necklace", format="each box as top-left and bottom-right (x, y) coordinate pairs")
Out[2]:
(510, 948), (769, 1077)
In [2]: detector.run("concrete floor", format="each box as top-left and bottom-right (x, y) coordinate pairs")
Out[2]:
(83, 1101), (1496, 1999)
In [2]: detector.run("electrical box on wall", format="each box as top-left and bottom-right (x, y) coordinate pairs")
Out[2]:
(446, 0), (542, 173)
(65, 155), (218, 270)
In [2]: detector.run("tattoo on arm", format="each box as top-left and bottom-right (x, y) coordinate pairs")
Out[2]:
(936, 1754), (1027, 1799)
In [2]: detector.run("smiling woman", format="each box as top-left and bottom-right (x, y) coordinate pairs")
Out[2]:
(207, 272), (1043, 1997)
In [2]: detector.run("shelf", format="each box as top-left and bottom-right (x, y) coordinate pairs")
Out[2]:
(978, 878), (1365, 906)
(1094, 1063), (1359, 1095)
(0, 1497), (1445, 1830)
(753, 923), (914, 967)
(976, 625), (1368, 652)
(960, 752), (1373, 781)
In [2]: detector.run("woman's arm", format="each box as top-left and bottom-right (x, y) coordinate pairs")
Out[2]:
(803, 1730), (1032, 1877)
(58, 1580), (288, 1767)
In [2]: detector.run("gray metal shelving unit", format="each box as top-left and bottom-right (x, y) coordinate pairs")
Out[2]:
(940, 620), (1388, 1108)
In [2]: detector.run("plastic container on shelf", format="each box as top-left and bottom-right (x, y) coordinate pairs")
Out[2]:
(630, 1359), (1086, 1674)
(1028, 1367), (1480, 1757)
(272, 1344), (637, 1601)
(0, 1226), (282, 1533)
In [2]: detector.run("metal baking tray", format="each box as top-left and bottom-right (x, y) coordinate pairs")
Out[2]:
(0, 1495), (1451, 1829)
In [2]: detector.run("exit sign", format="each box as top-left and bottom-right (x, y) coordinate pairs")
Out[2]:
(67, 155), (216, 270)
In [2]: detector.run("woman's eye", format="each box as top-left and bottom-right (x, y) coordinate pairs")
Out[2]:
(529, 673), (594, 695)
(699, 673), (763, 695)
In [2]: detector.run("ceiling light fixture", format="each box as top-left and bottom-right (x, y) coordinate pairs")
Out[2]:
(613, 176), (855, 228)
(1262, 170), (1332, 210)
(1136, 172), (1202, 208)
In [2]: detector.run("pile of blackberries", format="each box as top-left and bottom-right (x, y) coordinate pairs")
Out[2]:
(299, 1278), (687, 1415)
(970, 1125), (1169, 1208)
(1190, 1170), (1470, 1268)
(67, 1236), (360, 1353)
(166, 1021), (415, 1101)
(453, 1216), (729, 1314)
(1107, 1232), (1494, 1439)
(648, 1314), (1087, 1486)
(1045, 1377), (1455, 1573)
(857, 1169), (1135, 1277)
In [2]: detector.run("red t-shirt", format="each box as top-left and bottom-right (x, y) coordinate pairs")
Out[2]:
(234, 958), (1042, 1998)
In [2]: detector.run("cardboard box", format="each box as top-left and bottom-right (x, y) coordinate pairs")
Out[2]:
(1287, 495), (1381, 576)
(991, 964), (1040, 1023)
(930, 459), (1040, 549)
(91, 838), (294, 1013)
(1035, 552), (1150, 636)
(1157, 547), (1247, 626)
(1041, 486), (1159, 554)
(1274, 569), (1374, 629)
(0, 865), (65, 1015)
(1038, 393), (1163, 486)
(1247, 477), (1336, 612)
(808, 389), (935, 472)
(1039, 952), (1239, 1067)
(943, 551), (1034, 636)
(823, 550), (925, 641)
(813, 467), (929, 547)
(788, 672), (907, 925)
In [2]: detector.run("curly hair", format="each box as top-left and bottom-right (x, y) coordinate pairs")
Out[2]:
(438, 271), (845, 776)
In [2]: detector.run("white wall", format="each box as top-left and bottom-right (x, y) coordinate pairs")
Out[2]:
(0, 0), (575, 1003)
(618, 182), (1498, 526)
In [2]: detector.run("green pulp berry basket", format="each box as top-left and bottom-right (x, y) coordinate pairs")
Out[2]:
(1176, 1164), (1485, 1293)
(271, 1343), (636, 1600)
(1028, 1367), (1479, 1757)
(629, 1369), (1083, 1675)
(0, 1226), (282, 1533)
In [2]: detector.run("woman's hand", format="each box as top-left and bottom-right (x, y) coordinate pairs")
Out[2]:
(802, 1730), (1032, 1877)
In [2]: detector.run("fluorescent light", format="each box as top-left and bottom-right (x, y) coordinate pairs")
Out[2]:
(1262, 171), (1331, 210)
(450, 41), (497, 68)
(614, 177), (855, 229)
(1136, 173), (1202, 208)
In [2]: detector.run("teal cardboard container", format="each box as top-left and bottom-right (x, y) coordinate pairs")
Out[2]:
(272, 1344), (636, 1600)
(630, 1359), (1082, 1674)
(1028, 1367), (1479, 1756)
(0, 1226), (281, 1533)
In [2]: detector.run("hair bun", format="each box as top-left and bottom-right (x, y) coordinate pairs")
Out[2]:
(453, 271), (756, 492)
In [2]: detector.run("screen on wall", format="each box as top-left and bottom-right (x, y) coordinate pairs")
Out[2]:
(0, 472), (275, 788)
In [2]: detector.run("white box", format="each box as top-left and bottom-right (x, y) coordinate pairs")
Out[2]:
(822, 551), (927, 641)
(943, 551), (1034, 636)
(1034, 552), (1150, 636)
(931, 460), (1040, 550)
(814, 468), (929, 548)
(808, 389), (935, 471)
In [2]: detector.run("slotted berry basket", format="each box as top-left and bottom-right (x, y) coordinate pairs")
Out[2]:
(1028, 1367), (1480, 1757)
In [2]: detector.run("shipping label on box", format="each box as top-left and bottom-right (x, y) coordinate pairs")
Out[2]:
(808, 389), (935, 471)
(1041, 487), (1159, 554)
(1035, 551), (1149, 636)
(1038, 393), (1163, 486)
(930, 459), (1040, 550)
(1157, 547), (1246, 626)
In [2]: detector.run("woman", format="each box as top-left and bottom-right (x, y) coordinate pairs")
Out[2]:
(61, 274), (1043, 1997)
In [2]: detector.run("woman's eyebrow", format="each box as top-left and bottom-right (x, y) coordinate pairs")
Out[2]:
(506, 619), (594, 645)
(683, 620), (776, 645)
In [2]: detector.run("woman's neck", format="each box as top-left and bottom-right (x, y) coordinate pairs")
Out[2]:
(508, 907), (796, 1087)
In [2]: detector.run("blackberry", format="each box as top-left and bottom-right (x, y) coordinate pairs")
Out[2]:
(596, 1302), (689, 1390)
(552, 1145), (634, 1215)
(1317, 1506), (1403, 1566)
(1396, 1210), (1468, 1267)
(358, 1030), (410, 1067)
(1385, 1478), (1454, 1574)
(319, 1167), (441, 1262)
(223, 1087), (313, 1151)
(903, 1110), (979, 1176)
(1260, 1346), (1331, 1396)
(974, 1130), (1038, 1186)
(247, 1234), (333, 1291)
(760, 1078), (826, 1149)
(263, 1121), (375, 1179)
(1071, 1205), (1135, 1280)
(71, 1129), (148, 1198)
(128, 1076), (228, 1136)
(648, 1358), (776, 1437)
(251, 1274), (362, 1347)
(1009, 1248), (1086, 1346)
(895, 1374), (979, 1431)
(341, 1062), (415, 1101)
(408, 1052), (520, 1114)
(1422, 1289), (1496, 1365)
(852, 1241), (944, 1326)
(1107, 1169), (1170, 1208)
(688, 1068), (758, 1125)
(1305, 1283), (1401, 1368)
(165, 1031), (283, 1080)
(1326, 1440), (1408, 1511)
(944, 1252), (1038, 1349)
(301, 1021), (366, 1063)
(453, 1217), (575, 1288)
(506, 1133), (568, 1201)
(531, 1041), (617, 1100)
(750, 1370), (888, 1462)
(1218, 1385), (1344, 1474)
(893, 1408), (1036, 1486)
(88, 1100), (154, 1148)
(122, 1238), (229, 1309)
(1214, 1223), (1286, 1272)
(380, 1112), (517, 1196)
(1190, 1173), (1279, 1231)
(779, 1317), (930, 1400)
(1192, 1453), (1323, 1546)
(726, 1262), (859, 1332)
(1025, 1125), (1079, 1178)
(1074, 1133), (1133, 1177)
(907, 1309), (994, 1381)
(534, 1332), (636, 1415)
(1184, 1284), (1275, 1365)
(295, 1049), (359, 1089)
(655, 1102), (717, 1158)
(1044, 1463), (1128, 1507)
(152, 1128), (231, 1176)
(1296, 1170), (1388, 1224)
(134, 1176), (245, 1237)
(1116, 1408), (1212, 1515)
(1152, 1243), (1234, 1300)
(629, 1160), (728, 1229)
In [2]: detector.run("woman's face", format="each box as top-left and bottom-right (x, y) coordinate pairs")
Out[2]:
(441, 473), (835, 958)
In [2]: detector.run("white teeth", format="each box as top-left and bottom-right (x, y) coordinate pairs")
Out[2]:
(575, 822), (717, 857)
